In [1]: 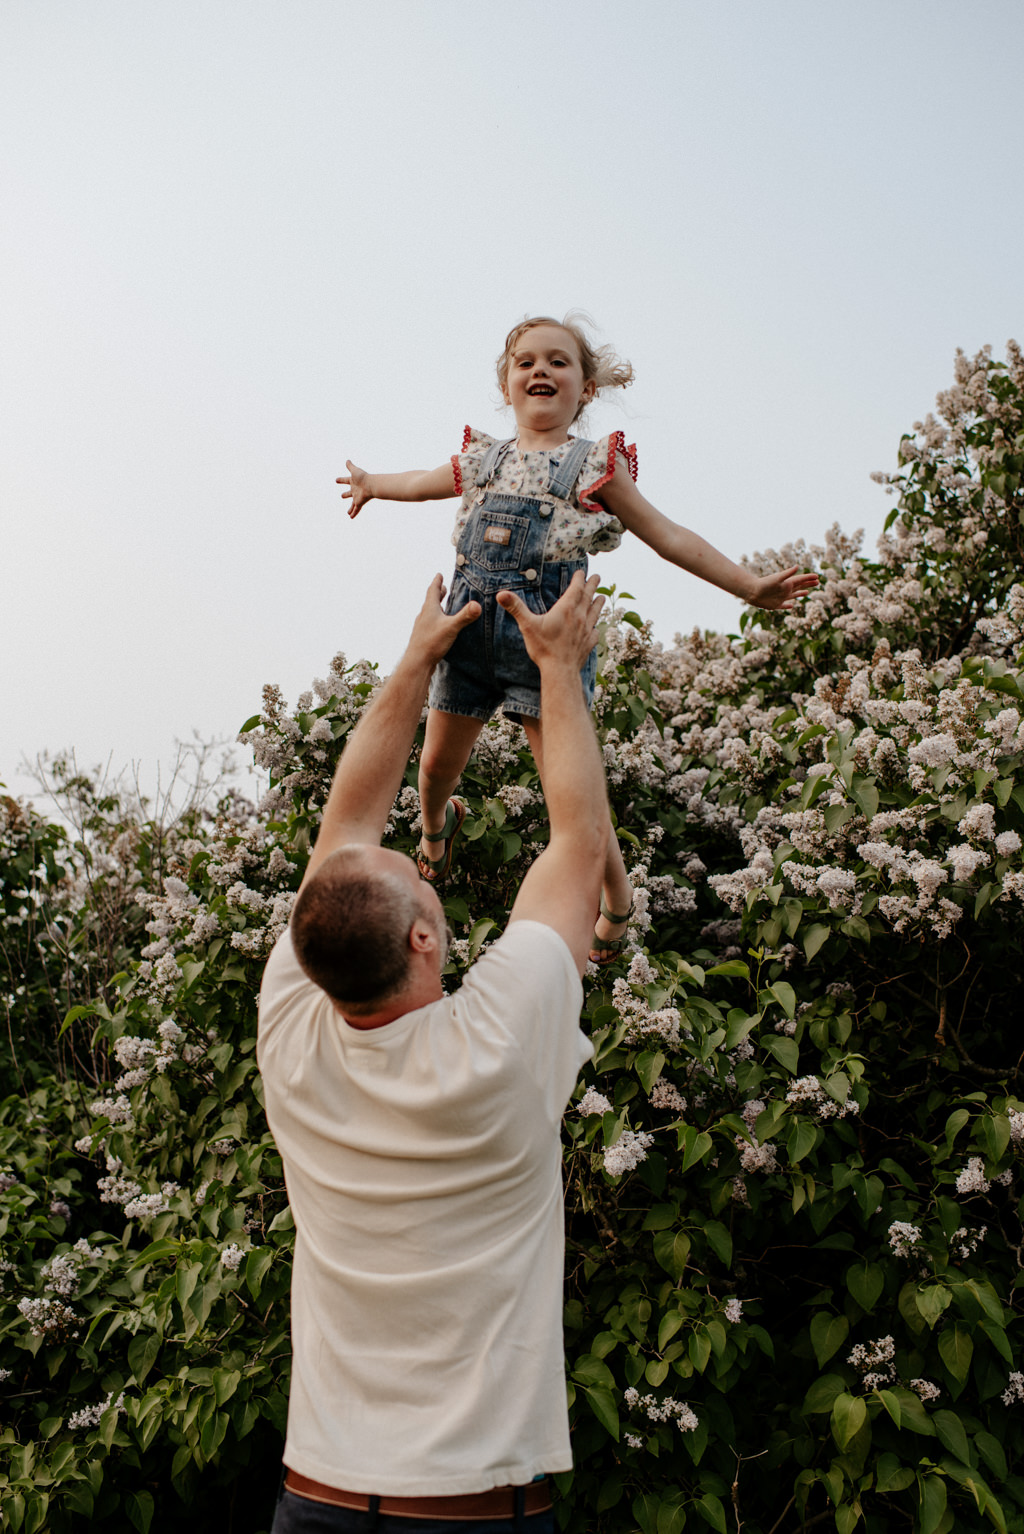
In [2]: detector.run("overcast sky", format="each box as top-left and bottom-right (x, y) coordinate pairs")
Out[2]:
(3, 0), (1023, 809)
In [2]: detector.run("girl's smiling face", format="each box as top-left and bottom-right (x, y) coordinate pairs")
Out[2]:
(502, 324), (596, 438)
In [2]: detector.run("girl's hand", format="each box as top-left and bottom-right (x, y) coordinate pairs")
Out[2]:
(336, 460), (373, 518)
(749, 566), (819, 610)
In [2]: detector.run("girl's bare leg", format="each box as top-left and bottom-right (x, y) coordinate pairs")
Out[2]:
(418, 709), (486, 863)
(521, 717), (633, 958)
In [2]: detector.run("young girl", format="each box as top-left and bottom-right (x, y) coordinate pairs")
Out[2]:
(338, 314), (816, 965)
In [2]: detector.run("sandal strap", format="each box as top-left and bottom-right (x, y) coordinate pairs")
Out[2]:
(421, 801), (459, 842)
(598, 894), (634, 926)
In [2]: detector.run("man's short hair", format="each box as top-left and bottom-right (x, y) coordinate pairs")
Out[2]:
(290, 848), (422, 1012)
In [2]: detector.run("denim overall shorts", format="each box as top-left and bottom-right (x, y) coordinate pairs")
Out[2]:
(428, 436), (599, 724)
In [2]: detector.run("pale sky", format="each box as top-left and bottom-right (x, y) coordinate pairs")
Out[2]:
(3, 1), (1023, 807)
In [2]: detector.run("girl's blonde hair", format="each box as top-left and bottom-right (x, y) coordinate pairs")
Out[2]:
(496, 311), (634, 424)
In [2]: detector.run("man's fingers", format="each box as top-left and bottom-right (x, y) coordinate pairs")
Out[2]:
(452, 600), (481, 630)
(496, 589), (528, 624)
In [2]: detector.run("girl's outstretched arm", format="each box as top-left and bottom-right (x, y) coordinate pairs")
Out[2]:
(337, 459), (458, 518)
(595, 458), (818, 611)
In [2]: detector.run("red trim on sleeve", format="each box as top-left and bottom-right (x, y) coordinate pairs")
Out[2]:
(450, 454), (463, 496)
(461, 424), (472, 452)
(578, 430), (638, 511)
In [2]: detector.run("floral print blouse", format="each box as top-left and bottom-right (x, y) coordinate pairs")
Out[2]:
(450, 427), (638, 559)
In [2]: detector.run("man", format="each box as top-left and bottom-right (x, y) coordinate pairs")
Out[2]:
(258, 570), (611, 1533)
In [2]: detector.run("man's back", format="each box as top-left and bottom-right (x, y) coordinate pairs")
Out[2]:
(258, 919), (590, 1497)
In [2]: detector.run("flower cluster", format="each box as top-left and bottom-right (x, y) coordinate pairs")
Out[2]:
(847, 1334), (896, 1392)
(602, 1129), (654, 1179)
(623, 1386), (699, 1432)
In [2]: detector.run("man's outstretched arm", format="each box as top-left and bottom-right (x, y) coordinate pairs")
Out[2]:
(298, 575), (480, 891)
(499, 574), (611, 976)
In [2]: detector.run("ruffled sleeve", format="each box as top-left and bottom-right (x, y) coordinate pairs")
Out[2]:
(577, 430), (638, 512)
(451, 426), (497, 498)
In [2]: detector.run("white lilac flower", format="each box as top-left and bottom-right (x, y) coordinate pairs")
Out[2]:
(957, 804), (996, 842)
(18, 1296), (79, 1337)
(1009, 1110), (1024, 1144)
(67, 1391), (125, 1430)
(995, 830), (1022, 857)
(649, 1080), (687, 1113)
(41, 1254), (80, 1298)
(1002, 1372), (1024, 1406)
(847, 1335), (896, 1388)
(724, 1298), (743, 1324)
(49, 1200), (71, 1220)
(73, 1239), (103, 1260)
(577, 1088), (613, 1118)
(625, 1433), (644, 1449)
(947, 844), (990, 883)
(888, 1221), (922, 1259)
(0, 1172), (21, 1192)
(955, 1157), (991, 1195)
(220, 1244), (245, 1272)
(911, 1379), (940, 1403)
(603, 1129), (654, 1179)
(122, 1191), (174, 1221)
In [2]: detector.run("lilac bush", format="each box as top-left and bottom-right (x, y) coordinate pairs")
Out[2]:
(2, 343), (1024, 1532)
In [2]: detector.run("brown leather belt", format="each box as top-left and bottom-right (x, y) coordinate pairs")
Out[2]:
(285, 1469), (552, 1521)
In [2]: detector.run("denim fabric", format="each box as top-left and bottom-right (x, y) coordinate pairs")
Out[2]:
(430, 432), (600, 724)
(429, 543), (596, 723)
(270, 1489), (555, 1534)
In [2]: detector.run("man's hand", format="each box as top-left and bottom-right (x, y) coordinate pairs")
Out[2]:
(408, 574), (481, 666)
(496, 572), (605, 672)
(337, 460), (374, 519)
(747, 565), (819, 610)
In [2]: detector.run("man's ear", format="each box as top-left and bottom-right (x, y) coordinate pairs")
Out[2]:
(408, 920), (437, 955)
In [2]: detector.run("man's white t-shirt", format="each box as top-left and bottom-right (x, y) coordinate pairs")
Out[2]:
(257, 919), (592, 1496)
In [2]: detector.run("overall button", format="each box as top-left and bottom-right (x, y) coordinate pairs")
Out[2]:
(539, 504), (552, 518)
(524, 568), (538, 581)
(456, 553), (467, 566)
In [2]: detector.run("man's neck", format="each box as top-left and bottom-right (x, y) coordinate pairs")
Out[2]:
(335, 974), (445, 1030)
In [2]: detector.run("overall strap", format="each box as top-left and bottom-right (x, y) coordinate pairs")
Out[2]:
(547, 436), (594, 501)
(476, 437), (515, 489)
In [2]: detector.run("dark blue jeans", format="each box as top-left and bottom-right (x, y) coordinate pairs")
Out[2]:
(271, 1489), (555, 1533)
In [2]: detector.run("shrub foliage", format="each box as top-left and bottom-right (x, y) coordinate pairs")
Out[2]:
(2, 343), (1024, 1534)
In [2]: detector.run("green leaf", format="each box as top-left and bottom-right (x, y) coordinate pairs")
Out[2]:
(703, 1220), (732, 1269)
(582, 1385), (619, 1440)
(851, 780), (879, 820)
(244, 1246), (275, 1300)
(917, 1471), (947, 1534)
(764, 1035), (799, 1074)
(974, 1431), (1007, 1483)
(932, 1409), (970, 1465)
(801, 1373), (846, 1414)
(635, 1050), (667, 1095)
(694, 1493), (727, 1532)
(938, 1324), (973, 1384)
(944, 1108), (970, 1145)
(810, 1311), (849, 1368)
(803, 923), (830, 959)
(653, 1230), (691, 1278)
(705, 960), (749, 978)
(875, 1452), (915, 1492)
(824, 802), (854, 833)
(765, 981), (796, 1018)
(915, 1285), (952, 1328)
(846, 1262), (883, 1312)
(126, 1491), (154, 1534)
(787, 1118), (819, 1164)
(127, 1330), (161, 1387)
(831, 1391), (867, 1450)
